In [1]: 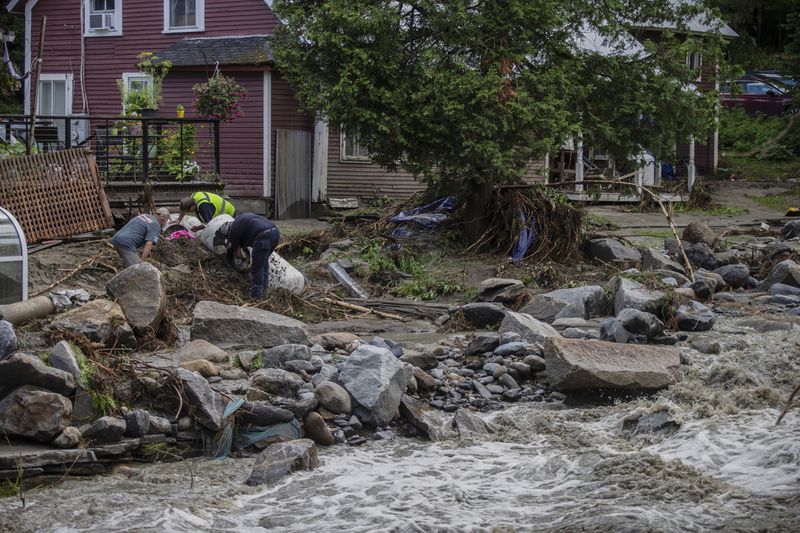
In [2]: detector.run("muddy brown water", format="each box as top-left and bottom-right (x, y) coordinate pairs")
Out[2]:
(1, 313), (799, 532)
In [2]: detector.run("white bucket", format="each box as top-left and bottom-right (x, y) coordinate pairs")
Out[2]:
(200, 214), (305, 293)
(167, 214), (203, 233)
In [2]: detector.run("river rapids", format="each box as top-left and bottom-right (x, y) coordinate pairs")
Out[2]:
(1, 314), (798, 532)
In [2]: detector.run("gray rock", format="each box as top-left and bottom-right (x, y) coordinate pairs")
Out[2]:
(245, 439), (320, 486)
(219, 368), (248, 380)
(498, 373), (520, 390)
(250, 368), (306, 397)
(682, 221), (716, 246)
(472, 380), (493, 399)
(309, 332), (360, 350)
(370, 336), (403, 357)
(690, 337), (721, 354)
(685, 242), (718, 270)
(769, 283), (800, 296)
(760, 260), (800, 290)
(106, 262), (167, 334)
(562, 327), (589, 339)
(611, 277), (664, 316)
(148, 415), (172, 435)
(769, 294), (800, 306)
(675, 301), (715, 332)
(124, 409), (151, 437)
(494, 342), (527, 356)
(519, 294), (575, 324)
(303, 412), (334, 446)
(691, 280), (713, 300)
(83, 416), (127, 444)
(523, 354), (546, 372)
(616, 308), (665, 339)
(47, 299), (136, 348)
(600, 317), (633, 344)
(236, 402), (295, 426)
(641, 248), (686, 275)
(284, 360), (316, 374)
(53, 426), (82, 449)
(664, 238), (692, 257)
(176, 367), (228, 431)
(0, 385), (72, 442)
(780, 220), (800, 240)
(339, 345), (411, 426)
(458, 302), (508, 328)
(399, 395), (443, 440)
(451, 409), (494, 437)
(498, 312), (559, 344)
(413, 367), (439, 390)
(374, 430), (395, 441)
(713, 264), (750, 288)
(311, 364), (339, 387)
(466, 333), (501, 355)
(585, 238), (642, 264)
(476, 278), (526, 303)
(314, 381), (352, 414)
(261, 344), (312, 368)
(696, 269), (725, 291)
(273, 397), (318, 420)
(0, 353), (76, 395)
(545, 337), (681, 391)
(399, 350), (438, 370)
(174, 339), (230, 364)
(0, 320), (17, 362)
(623, 410), (680, 441)
(714, 250), (742, 267)
(191, 301), (309, 348)
(544, 286), (609, 319)
(48, 341), (82, 381)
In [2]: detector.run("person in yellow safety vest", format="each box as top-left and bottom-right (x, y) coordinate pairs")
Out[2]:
(177, 192), (236, 231)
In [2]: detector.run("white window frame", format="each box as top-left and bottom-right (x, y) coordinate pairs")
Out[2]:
(83, 0), (123, 37)
(340, 131), (371, 162)
(36, 73), (73, 115)
(163, 0), (205, 34)
(686, 51), (702, 82)
(120, 72), (153, 113)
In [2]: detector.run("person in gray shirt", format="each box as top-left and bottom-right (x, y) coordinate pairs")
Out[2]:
(111, 208), (170, 268)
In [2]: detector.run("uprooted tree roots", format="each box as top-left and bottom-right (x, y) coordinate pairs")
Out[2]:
(469, 185), (584, 262)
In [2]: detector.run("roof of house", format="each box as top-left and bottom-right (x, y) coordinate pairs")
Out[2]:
(631, 1), (738, 38)
(156, 35), (272, 67)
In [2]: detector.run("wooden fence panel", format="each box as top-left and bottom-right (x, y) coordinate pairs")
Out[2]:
(0, 148), (113, 243)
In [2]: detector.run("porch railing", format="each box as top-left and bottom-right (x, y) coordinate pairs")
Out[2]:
(0, 114), (221, 183)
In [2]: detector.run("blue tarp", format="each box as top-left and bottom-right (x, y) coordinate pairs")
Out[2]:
(209, 398), (303, 458)
(390, 196), (456, 229)
(510, 208), (538, 263)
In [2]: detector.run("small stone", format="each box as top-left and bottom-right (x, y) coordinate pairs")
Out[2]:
(48, 341), (82, 380)
(373, 430), (395, 441)
(523, 355), (546, 372)
(0, 320), (17, 362)
(148, 415), (172, 435)
(179, 359), (219, 377)
(498, 373), (520, 390)
(466, 334), (501, 355)
(83, 416), (127, 444)
(303, 412), (335, 446)
(493, 342), (527, 356)
(314, 381), (352, 414)
(124, 409), (151, 437)
(53, 426), (82, 449)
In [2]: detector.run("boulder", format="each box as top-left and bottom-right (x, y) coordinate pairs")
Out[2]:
(713, 264), (750, 288)
(458, 302), (508, 328)
(451, 409), (494, 437)
(176, 367), (227, 431)
(675, 301), (715, 332)
(250, 368), (306, 397)
(770, 283), (800, 296)
(179, 359), (219, 377)
(0, 385), (72, 442)
(623, 410), (680, 440)
(641, 249), (686, 275)
(48, 341), (82, 381)
(174, 339), (230, 364)
(53, 426), (82, 449)
(544, 337), (681, 391)
(399, 350), (437, 370)
(236, 401), (295, 427)
(303, 412), (334, 446)
(760, 260), (800, 290)
(600, 317), (635, 344)
(519, 295), (574, 324)
(682, 221), (716, 247)
(191, 301), (308, 348)
(780, 220), (800, 240)
(412, 367), (439, 390)
(370, 336), (404, 357)
(690, 280), (713, 301)
(494, 342), (527, 356)
(476, 278), (526, 303)
(685, 242), (718, 270)
(309, 332), (360, 350)
(696, 269), (725, 292)
(523, 354), (546, 372)
(664, 238), (692, 257)
(262, 344), (312, 367)
(245, 439), (319, 486)
(124, 409), (151, 437)
(616, 308), (665, 340)
(314, 381), (352, 414)
(47, 299), (136, 348)
(106, 262), (167, 333)
(399, 395), (445, 440)
(311, 364), (339, 387)
(543, 286), (609, 319)
(466, 333), (501, 355)
(82, 416), (126, 444)
(0, 353), (76, 396)
(0, 320), (17, 362)
(339, 345), (411, 426)
(498, 312), (559, 344)
(585, 238), (642, 264)
(611, 278), (664, 316)
(149, 415), (172, 435)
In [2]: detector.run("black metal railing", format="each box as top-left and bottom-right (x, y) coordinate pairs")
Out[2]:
(0, 114), (221, 183)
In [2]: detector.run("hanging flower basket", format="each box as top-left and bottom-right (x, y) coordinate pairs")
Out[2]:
(192, 73), (247, 123)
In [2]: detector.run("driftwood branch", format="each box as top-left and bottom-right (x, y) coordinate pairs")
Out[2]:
(318, 297), (404, 321)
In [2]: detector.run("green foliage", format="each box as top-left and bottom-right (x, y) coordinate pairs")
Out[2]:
(0, 142), (29, 159)
(673, 202), (749, 216)
(159, 124), (199, 181)
(91, 391), (117, 416)
(273, 1), (727, 196)
(719, 107), (790, 155)
(753, 188), (800, 212)
(74, 345), (93, 389)
(135, 52), (172, 110)
(252, 350), (264, 369)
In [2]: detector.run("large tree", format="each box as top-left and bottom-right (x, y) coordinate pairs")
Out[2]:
(272, 0), (729, 232)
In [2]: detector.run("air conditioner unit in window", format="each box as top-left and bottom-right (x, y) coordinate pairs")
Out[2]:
(90, 12), (115, 31)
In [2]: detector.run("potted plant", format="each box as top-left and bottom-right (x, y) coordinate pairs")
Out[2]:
(176, 104), (185, 118)
(192, 72), (247, 122)
(133, 52), (172, 117)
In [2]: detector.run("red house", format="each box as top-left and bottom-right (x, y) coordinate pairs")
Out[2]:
(4, 0), (424, 216)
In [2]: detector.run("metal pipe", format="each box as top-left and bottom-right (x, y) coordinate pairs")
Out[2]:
(0, 295), (56, 325)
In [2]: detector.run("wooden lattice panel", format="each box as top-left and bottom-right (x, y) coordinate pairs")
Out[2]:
(0, 148), (113, 243)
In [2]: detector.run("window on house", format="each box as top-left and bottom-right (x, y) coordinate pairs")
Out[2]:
(37, 74), (72, 139)
(341, 132), (370, 162)
(85, 0), (122, 36)
(165, 0), (204, 32)
(121, 73), (153, 112)
(686, 52), (702, 81)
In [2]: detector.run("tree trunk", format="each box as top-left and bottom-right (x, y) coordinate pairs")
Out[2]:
(462, 180), (492, 245)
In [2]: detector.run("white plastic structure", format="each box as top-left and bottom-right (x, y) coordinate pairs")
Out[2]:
(200, 214), (305, 293)
(0, 207), (28, 305)
(167, 213), (203, 232)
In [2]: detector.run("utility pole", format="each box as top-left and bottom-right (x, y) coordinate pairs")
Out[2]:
(27, 16), (46, 155)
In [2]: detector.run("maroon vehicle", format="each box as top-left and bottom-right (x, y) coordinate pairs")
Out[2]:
(720, 77), (795, 116)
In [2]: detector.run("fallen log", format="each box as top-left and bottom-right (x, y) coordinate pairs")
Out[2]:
(318, 297), (404, 321)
